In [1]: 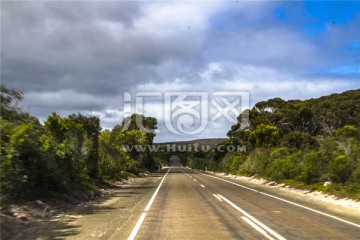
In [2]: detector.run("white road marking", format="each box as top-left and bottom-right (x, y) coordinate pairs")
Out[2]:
(200, 184), (205, 188)
(212, 194), (223, 201)
(200, 172), (360, 229)
(128, 168), (171, 240)
(128, 213), (146, 240)
(218, 194), (286, 240)
(193, 179), (197, 182)
(242, 216), (275, 240)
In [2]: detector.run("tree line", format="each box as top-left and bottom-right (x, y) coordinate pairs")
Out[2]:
(2, 84), (359, 200)
(187, 89), (360, 199)
(0, 85), (157, 201)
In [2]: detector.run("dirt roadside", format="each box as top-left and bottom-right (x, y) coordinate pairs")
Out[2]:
(1, 173), (162, 240)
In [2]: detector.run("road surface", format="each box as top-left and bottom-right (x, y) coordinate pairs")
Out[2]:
(25, 167), (358, 239)
(112, 167), (360, 240)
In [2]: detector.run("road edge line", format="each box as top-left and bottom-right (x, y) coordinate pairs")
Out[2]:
(218, 194), (286, 240)
(241, 216), (275, 240)
(199, 171), (360, 229)
(128, 167), (171, 240)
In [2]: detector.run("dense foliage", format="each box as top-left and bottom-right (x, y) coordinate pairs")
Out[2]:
(187, 89), (360, 199)
(0, 85), (157, 200)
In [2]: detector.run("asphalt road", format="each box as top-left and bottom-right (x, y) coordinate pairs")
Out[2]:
(120, 167), (360, 240)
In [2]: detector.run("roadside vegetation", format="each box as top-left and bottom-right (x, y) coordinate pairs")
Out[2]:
(1, 84), (158, 202)
(2, 84), (359, 202)
(186, 89), (360, 200)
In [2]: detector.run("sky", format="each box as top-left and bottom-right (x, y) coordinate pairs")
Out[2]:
(1, 1), (359, 142)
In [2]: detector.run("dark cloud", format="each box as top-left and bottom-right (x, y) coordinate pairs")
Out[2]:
(1, 1), (359, 142)
(1, 2), (203, 94)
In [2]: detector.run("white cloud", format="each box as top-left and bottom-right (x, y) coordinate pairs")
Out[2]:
(134, 3), (209, 37)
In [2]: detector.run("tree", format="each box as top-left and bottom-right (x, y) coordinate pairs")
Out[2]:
(0, 84), (23, 121)
(337, 125), (358, 139)
(1, 85), (161, 200)
(122, 114), (157, 144)
(249, 124), (279, 148)
(121, 114), (158, 170)
(1, 85), (49, 198)
(69, 114), (102, 178)
(329, 155), (352, 183)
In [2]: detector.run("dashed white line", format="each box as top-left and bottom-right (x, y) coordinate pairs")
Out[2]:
(200, 184), (205, 188)
(218, 194), (286, 240)
(193, 179), (197, 182)
(128, 168), (171, 240)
